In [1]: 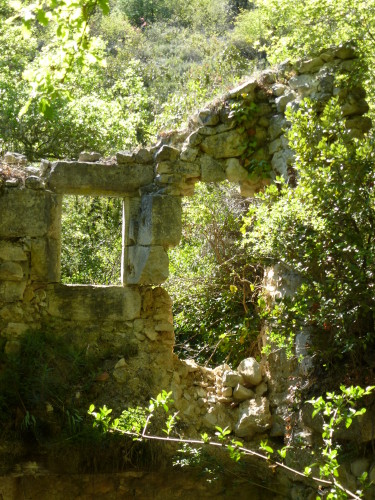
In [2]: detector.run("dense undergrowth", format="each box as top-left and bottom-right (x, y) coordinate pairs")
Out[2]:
(53, 0), (375, 376)
(2, 2), (375, 497)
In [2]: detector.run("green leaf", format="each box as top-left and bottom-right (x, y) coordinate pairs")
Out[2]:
(304, 466), (312, 476)
(97, 0), (110, 15)
(36, 9), (49, 26)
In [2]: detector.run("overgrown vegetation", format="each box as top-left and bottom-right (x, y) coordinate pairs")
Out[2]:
(0, 329), (168, 474)
(167, 182), (262, 366)
(0, 330), (97, 440)
(89, 387), (375, 499)
(2, 1), (375, 496)
(1, 0), (260, 158)
(242, 98), (375, 377)
(61, 195), (122, 285)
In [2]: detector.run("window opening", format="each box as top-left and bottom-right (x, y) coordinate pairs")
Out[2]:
(61, 195), (122, 285)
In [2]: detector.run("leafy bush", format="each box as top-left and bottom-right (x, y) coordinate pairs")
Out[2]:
(242, 98), (375, 371)
(167, 182), (262, 366)
(0, 330), (99, 440)
(61, 195), (122, 284)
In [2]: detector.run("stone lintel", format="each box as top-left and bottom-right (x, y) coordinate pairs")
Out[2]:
(46, 284), (141, 321)
(47, 162), (154, 196)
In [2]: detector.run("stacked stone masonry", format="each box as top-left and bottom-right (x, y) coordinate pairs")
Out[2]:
(1, 46), (375, 496)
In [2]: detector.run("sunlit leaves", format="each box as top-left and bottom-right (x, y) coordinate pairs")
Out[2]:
(7, 0), (110, 115)
(242, 97), (375, 364)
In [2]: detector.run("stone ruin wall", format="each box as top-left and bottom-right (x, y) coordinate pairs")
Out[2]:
(1, 46), (374, 471)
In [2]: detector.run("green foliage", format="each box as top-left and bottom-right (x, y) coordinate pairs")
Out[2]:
(167, 182), (262, 366)
(0, 330), (99, 440)
(242, 97), (375, 369)
(61, 195), (122, 285)
(308, 385), (374, 499)
(119, 0), (174, 24)
(119, 0), (231, 32)
(233, 0), (375, 64)
(0, 0), (258, 158)
(89, 404), (113, 433)
(116, 407), (148, 435)
(229, 96), (271, 177)
(88, 390), (177, 438)
(10, 0), (110, 116)
(89, 388), (371, 498)
(258, 387), (374, 499)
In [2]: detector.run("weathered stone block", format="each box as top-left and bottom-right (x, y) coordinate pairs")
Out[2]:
(289, 74), (317, 92)
(0, 303), (24, 321)
(255, 381), (268, 396)
(25, 176), (45, 190)
(235, 397), (272, 438)
(341, 98), (369, 117)
(47, 162), (154, 196)
(46, 284), (141, 321)
(137, 195), (182, 247)
(275, 92), (296, 113)
(0, 189), (61, 238)
(135, 148), (154, 164)
(269, 115), (289, 141)
(272, 84), (287, 96)
(202, 403), (234, 430)
(198, 108), (220, 126)
(0, 242), (27, 261)
(180, 147), (198, 162)
(254, 127), (268, 145)
(4, 178), (21, 188)
(4, 152), (27, 165)
(225, 159), (248, 182)
(186, 131), (203, 147)
(154, 145), (180, 162)
(271, 149), (294, 179)
(3, 322), (30, 337)
(156, 161), (199, 179)
(0, 262), (24, 281)
(197, 126), (217, 136)
(226, 78), (257, 99)
(222, 387), (233, 397)
(296, 57), (324, 73)
(200, 131), (247, 159)
(254, 103), (273, 117)
(30, 238), (61, 282)
(126, 246), (169, 285)
(200, 155), (226, 182)
(116, 151), (135, 164)
(223, 370), (243, 388)
(233, 383), (255, 402)
(237, 357), (262, 386)
(334, 46), (357, 59)
(0, 281), (26, 302)
(79, 152), (101, 162)
(154, 321), (174, 332)
(113, 357), (129, 383)
(345, 116), (372, 132)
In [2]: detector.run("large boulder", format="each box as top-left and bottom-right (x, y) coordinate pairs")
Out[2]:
(237, 357), (262, 386)
(235, 397), (272, 438)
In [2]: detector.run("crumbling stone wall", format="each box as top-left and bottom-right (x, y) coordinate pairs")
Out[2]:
(0, 46), (371, 451)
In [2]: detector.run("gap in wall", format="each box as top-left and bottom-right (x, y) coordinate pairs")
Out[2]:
(60, 195), (122, 285)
